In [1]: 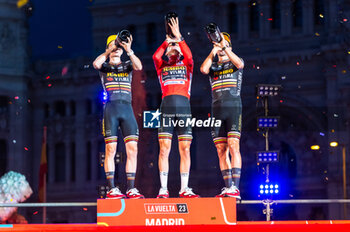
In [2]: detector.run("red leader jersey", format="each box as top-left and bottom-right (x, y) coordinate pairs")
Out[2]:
(152, 40), (194, 99)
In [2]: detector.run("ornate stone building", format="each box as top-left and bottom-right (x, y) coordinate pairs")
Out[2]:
(0, 0), (349, 223)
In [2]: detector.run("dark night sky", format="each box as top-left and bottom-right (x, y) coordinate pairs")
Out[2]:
(28, 0), (93, 60)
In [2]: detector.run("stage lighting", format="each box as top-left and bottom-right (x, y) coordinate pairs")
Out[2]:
(258, 183), (280, 195)
(99, 152), (124, 166)
(256, 84), (281, 97)
(98, 185), (110, 198)
(330, 141), (338, 147)
(256, 151), (279, 163)
(100, 91), (108, 103)
(258, 117), (279, 128)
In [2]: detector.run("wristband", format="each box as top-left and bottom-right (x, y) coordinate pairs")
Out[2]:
(127, 50), (134, 56)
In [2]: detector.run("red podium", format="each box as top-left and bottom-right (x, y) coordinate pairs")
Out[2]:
(97, 197), (236, 226)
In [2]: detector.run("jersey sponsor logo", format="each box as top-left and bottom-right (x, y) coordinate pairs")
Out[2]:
(107, 72), (129, 78)
(144, 203), (188, 214)
(164, 80), (185, 86)
(145, 218), (185, 226)
(213, 69), (234, 77)
(161, 66), (187, 82)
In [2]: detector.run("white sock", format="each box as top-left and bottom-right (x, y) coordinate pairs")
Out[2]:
(180, 173), (189, 192)
(160, 172), (168, 189)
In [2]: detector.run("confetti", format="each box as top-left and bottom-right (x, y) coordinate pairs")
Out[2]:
(256, 66), (260, 70)
(58, 45), (63, 49)
(343, 18), (348, 22)
(187, 32), (191, 35)
(320, 132), (325, 136)
(24, 147), (28, 151)
(268, 18), (273, 21)
(333, 64), (337, 68)
(315, 32), (320, 36)
(33, 211), (38, 215)
(342, 70), (347, 74)
(14, 96), (19, 100)
(334, 114), (338, 117)
(319, 14), (324, 18)
(61, 66), (69, 76)
(48, 84), (52, 87)
(280, 100), (283, 103)
(46, 76), (50, 79)
(83, 208), (88, 211)
(347, 51), (350, 54)
(13, 140), (16, 143)
(281, 76), (286, 80)
(84, 65), (90, 69)
(16, 0), (28, 8)
(296, 62), (300, 65)
(252, 2), (256, 6)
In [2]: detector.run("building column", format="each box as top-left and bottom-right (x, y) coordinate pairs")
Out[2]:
(260, 1), (270, 39)
(65, 140), (71, 185)
(302, 0), (314, 35)
(281, 0), (292, 37)
(237, 2), (249, 41)
(75, 98), (86, 187)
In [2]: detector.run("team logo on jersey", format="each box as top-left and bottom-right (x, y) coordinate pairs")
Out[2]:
(161, 66), (187, 81)
(143, 109), (161, 128)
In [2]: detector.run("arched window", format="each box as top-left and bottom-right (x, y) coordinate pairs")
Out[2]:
(292, 0), (303, 28)
(0, 139), (7, 176)
(249, 1), (260, 32)
(147, 23), (157, 50)
(270, 0), (281, 30)
(0, 96), (9, 115)
(54, 101), (66, 117)
(70, 101), (76, 116)
(55, 143), (66, 182)
(228, 3), (238, 34)
(44, 103), (50, 118)
(314, 0), (325, 26)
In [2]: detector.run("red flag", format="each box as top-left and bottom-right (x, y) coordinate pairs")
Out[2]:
(38, 126), (47, 202)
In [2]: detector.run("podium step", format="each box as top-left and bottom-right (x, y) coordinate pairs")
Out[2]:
(97, 197), (236, 226)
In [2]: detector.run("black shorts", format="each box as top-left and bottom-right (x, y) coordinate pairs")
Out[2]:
(102, 101), (139, 144)
(158, 95), (192, 142)
(211, 98), (242, 145)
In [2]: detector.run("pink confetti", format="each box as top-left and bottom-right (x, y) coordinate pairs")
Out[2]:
(280, 100), (283, 103)
(24, 147), (28, 151)
(48, 84), (52, 87)
(344, 19), (348, 22)
(46, 76), (50, 79)
(83, 208), (88, 211)
(296, 62), (300, 65)
(61, 66), (69, 76)
(33, 211), (38, 215)
(268, 18), (273, 21)
(14, 96), (19, 100)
